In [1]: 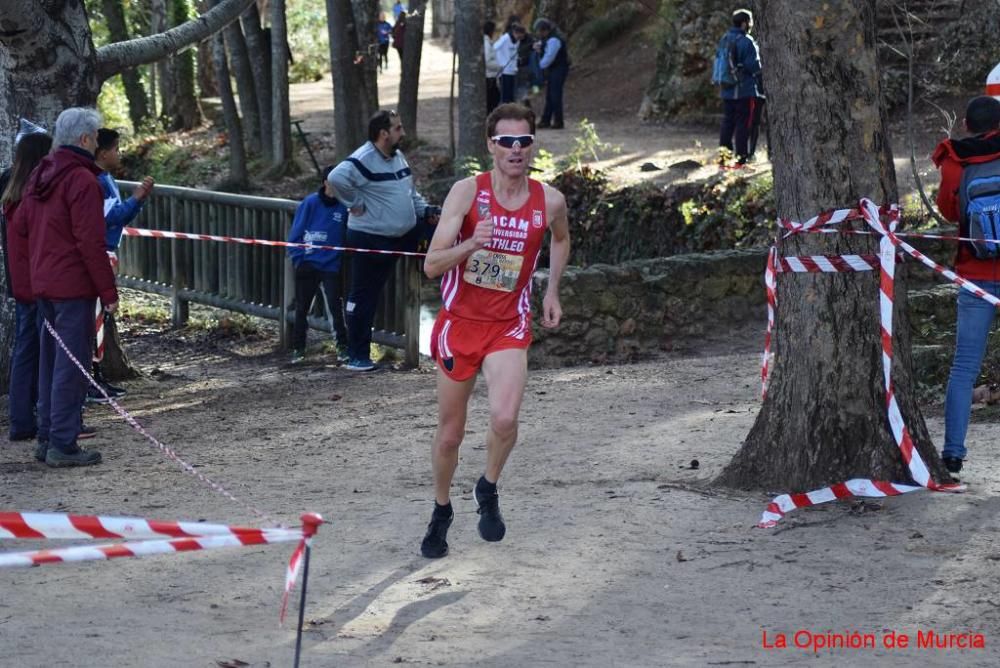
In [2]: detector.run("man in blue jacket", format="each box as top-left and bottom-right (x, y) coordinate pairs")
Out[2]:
(287, 166), (349, 364)
(716, 9), (764, 166)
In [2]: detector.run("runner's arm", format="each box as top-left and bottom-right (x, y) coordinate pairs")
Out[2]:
(424, 178), (490, 279)
(541, 187), (570, 328)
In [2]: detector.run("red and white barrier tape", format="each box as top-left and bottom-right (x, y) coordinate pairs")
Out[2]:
(122, 227), (427, 257)
(758, 199), (964, 528)
(42, 318), (279, 527)
(0, 511), (323, 623)
(761, 246), (777, 399)
(776, 254), (880, 273)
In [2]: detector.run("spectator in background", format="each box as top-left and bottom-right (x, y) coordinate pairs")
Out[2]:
(392, 12), (407, 67)
(393, 0), (405, 21)
(716, 9), (764, 166)
(287, 166), (349, 364)
(87, 128), (154, 402)
(1, 125), (52, 444)
(10, 107), (117, 467)
(327, 110), (436, 371)
(484, 21), (501, 114)
(376, 12), (393, 73)
(493, 22), (525, 104)
(533, 18), (571, 130)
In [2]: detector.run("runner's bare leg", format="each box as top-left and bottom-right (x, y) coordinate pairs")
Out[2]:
(481, 347), (528, 483)
(432, 370), (476, 505)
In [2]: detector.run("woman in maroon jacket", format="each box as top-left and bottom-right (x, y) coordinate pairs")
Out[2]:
(1, 130), (53, 443)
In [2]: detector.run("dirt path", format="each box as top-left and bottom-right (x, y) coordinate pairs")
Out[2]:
(3, 310), (1000, 666)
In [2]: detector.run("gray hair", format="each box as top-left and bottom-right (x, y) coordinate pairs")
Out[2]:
(52, 107), (102, 148)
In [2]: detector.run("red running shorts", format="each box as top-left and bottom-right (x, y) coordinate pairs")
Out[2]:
(430, 310), (531, 381)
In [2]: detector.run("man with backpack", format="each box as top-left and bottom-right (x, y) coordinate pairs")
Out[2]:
(932, 95), (1000, 480)
(712, 9), (763, 166)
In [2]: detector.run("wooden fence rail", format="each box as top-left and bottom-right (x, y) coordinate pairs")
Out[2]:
(115, 181), (420, 366)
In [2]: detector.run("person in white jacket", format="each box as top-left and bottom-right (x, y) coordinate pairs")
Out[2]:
(484, 21), (501, 113)
(493, 23), (525, 104)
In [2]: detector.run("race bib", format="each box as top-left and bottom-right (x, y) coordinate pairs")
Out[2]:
(463, 249), (523, 292)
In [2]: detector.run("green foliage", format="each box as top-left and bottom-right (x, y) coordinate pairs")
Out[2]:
(122, 134), (228, 186)
(557, 119), (620, 172)
(570, 2), (645, 59)
(288, 1), (330, 83)
(549, 167), (776, 266)
(456, 155), (488, 177)
(97, 76), (134, 131)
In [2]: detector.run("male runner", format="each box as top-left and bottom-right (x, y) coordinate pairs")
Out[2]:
(420, 102), (571, 558)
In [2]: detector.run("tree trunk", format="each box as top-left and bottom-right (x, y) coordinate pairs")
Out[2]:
(211, 1), (249, 186)
(166, 0), (203, 131)
(326, 0), (369, 160)
(432, 0), (454, 39)
(455, 0), (486, 162)
(241, 4), (273, 161)
(350, 0), (380, 120)
(399, 0), (428, 140)
(102, 0), (150, 131)
(100, 313), (140, 381)
(150, 0), (174, 121)
(716, 0), (948, 491)
(270, 0), (293, 167)
(223, 17), (261, 154)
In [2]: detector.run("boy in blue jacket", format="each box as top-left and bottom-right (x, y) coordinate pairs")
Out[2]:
(288, 166), (349, 363)
(716, 9), (764, 166)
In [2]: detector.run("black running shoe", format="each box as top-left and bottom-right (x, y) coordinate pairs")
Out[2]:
(943, 456), (963, 475)
(420, 511), (453, 559)
(474, 484), (506, 542)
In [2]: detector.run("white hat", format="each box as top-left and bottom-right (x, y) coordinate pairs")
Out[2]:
(988, 62), (1000, 100)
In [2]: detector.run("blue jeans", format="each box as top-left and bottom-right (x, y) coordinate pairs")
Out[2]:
(499, 74), (516, 104)
(541, 63), (568, 126)
(8, 301), (40, 438)
(344, 227), (419, 362)
(36, 299), (93, 453)
(943, 282), (1000, 460)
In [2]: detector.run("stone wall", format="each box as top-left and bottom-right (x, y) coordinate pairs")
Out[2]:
(529, 248), (768, 367)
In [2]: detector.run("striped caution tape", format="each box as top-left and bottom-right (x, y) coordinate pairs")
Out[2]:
(0, 511), (323, 624)
(758, 199), (965, 528)
(122, 227), (428, 257)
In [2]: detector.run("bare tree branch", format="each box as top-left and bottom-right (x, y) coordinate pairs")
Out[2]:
(95, 0), (254, 82)
(892, 2), (950, 227)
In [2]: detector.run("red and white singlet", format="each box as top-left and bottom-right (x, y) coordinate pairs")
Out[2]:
(439, 172), (548, 326)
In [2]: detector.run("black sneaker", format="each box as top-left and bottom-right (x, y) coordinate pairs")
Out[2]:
(420, 510), (453, 559)
(45, 445), (101, 467)
(474, 482), (506, 542)
(943, 456), (963, 475)
(34, 440), (48, 462)
(85, 385), (110, 404)
(9, 430), (37, 442)
(101, 381), (126, 398)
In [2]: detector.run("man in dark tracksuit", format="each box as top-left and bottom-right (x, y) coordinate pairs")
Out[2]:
(718, 9), (764, 165)
(10, 107), (117, 467)
(327, 110), (437, 371)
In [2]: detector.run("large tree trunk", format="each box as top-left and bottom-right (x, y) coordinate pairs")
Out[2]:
(165, 0), (204, 130)
(102, 0), (150, 131)
(455, 0), (486, 162)
(150, 0), (173, 120)
(211, 1), (249, 187)
(398, 0), (428, 139)
(241, 4), (273, 161)
(270, 0), (293, 167)
(326, 0), (369, 160)
(716, 0), (948, 491)
(350, 0), (380, 119)
(223, 17), (261, 154)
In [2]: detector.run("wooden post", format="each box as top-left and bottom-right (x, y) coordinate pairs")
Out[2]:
(281, 210), (294, 349)
(404, 257), (420, 367)
(171, 196), (189, 326)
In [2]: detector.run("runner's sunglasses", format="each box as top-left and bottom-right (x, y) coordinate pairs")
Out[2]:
(491, 134), (534, 148)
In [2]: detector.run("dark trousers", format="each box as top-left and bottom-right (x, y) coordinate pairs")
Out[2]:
(486, 77), (501, 114)
(541, 63), (569, 126)
(37, 299), (92, 453)
(378, 43), (389, 71)
(499, 74), (517, 104)
(293, 263), (347, 352)
(345, 227), (419, 362)
(8, 301), (40, 438)
(720, 97), (765, 161)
